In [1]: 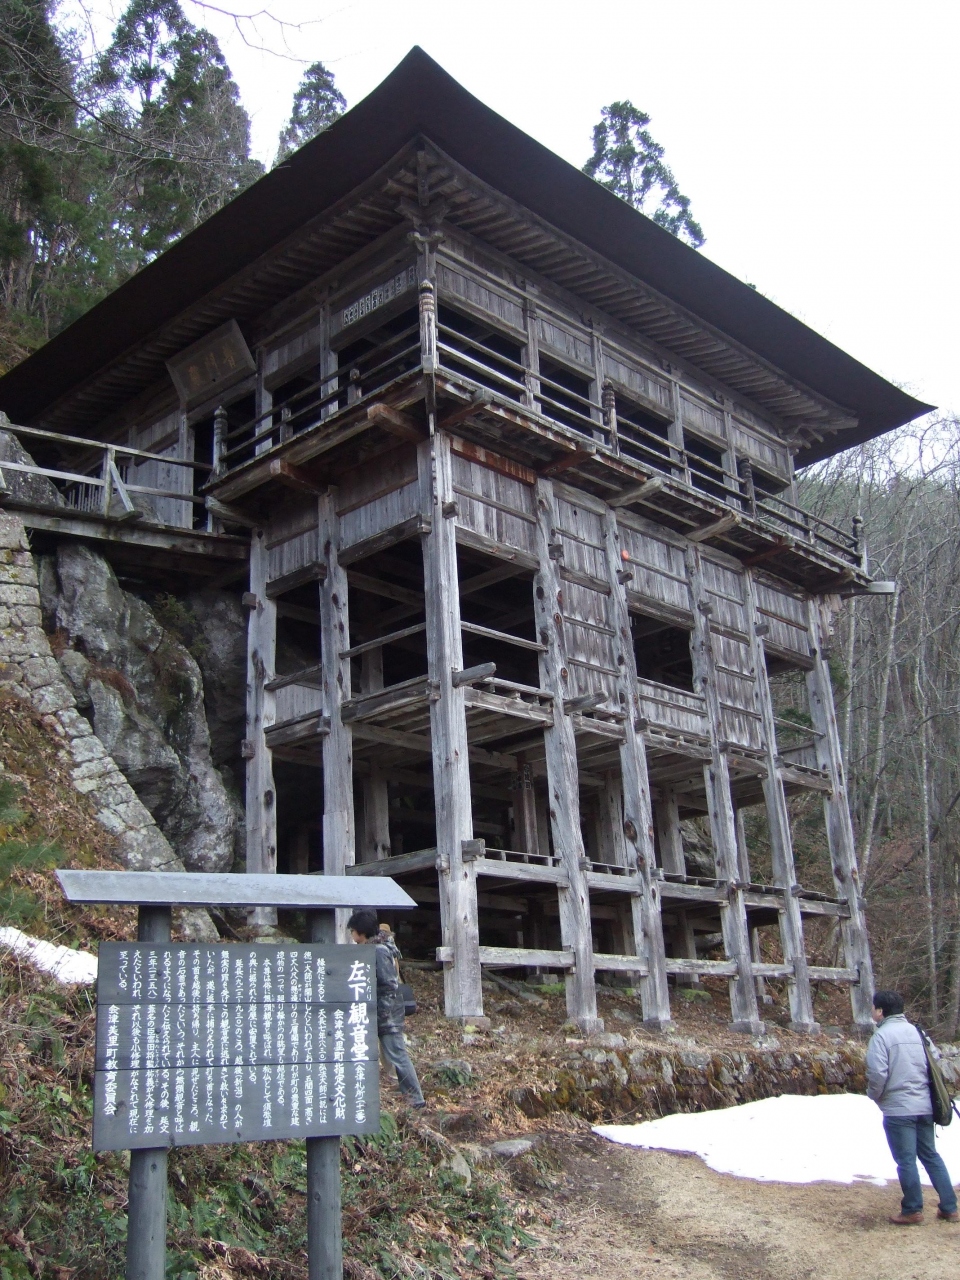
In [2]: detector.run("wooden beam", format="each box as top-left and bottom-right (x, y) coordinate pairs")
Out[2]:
(268, 459), (323, 495)
(438, 391), (494, 433)
(541, 445), (596, 477)
(205, 496), (259, 528)
(436, 945), (575, 969)
(611, 476), (664, 507)
(687, 512), (741, 544)
(265, 562), (326, 598)
(346, 570), (423, 608)
(452, 662), (497, 687)
(366, 402), (423, 443)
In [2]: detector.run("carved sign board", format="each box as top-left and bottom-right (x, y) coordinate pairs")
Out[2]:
(335, 266), (417, 336)
(93, 942), (379, 1150)
(166, 320), (256, 409)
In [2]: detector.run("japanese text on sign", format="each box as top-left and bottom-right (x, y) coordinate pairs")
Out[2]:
(93, 944), (379, 1151)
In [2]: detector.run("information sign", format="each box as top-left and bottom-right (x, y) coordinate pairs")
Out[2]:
(93, 943), (379, 1151)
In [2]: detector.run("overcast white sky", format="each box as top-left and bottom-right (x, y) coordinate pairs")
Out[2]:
(82, 0), (960, 417)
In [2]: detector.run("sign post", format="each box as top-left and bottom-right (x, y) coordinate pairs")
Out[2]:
(56, 871), (416, 1280)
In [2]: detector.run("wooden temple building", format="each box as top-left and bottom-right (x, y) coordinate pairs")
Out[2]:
(0, 50), (930, 1034)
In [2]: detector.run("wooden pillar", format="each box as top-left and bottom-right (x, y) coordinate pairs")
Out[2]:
(598, 772), (627, 866)
(604, 510), (672, 1027)
(515, 758), (540, 857)
(805, 598), (875, 1028)
(245, 529), (278, 929)
(744, 571), (817, 1032)
(420, 435), (484, 1022)
(359, 627), (390, 863)
(687, 546), (763, 1033)
(656, 793), (686, 875)
(319, 490), (355, 940)
(534, 478), (601, 1033)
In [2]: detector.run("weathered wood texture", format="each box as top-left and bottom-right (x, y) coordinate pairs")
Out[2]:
(420, 435), (484, 1020)
(245, 529), (278, 927)
(534, 477), (601, 1034)
(805, 598), (875, 1027)
(687, 545), (763, 1034)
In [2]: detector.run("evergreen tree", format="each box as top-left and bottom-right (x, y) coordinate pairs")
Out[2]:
(584, 101), (704, 248)
(274, 62), (345, 166)
(92, 0), (263, 263)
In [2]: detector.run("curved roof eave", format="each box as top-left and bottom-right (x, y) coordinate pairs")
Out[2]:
(0, 46), (932, 466)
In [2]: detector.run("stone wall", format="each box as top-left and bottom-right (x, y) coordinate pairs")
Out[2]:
(0, 511), (216, 939)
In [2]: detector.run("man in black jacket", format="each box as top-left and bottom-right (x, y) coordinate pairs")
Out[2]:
(347, 909), (425, 1108)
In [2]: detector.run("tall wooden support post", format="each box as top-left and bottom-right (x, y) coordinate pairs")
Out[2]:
(744, 572), (817, 1031)
(687, 547), (763, 1033)
(305, 908), (342, 1280)
(420, 435), (484, 1022)
(319, 491), (355, 938)
(359, 615), (390, 863)
(534, 478), (601, 1033)
(604, 511), (672, 1027)
(805, 598), (875, 1028)
(515, 758), (540, 858)
(657, 794), (699, 983)
(126, 905), (171, 1280)
(246, 530), (278, 929)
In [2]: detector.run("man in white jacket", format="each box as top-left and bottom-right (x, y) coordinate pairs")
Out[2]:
(866, 989), (958, 1224)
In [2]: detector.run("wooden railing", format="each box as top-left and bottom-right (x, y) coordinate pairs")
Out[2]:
(0, 419), (209, 528)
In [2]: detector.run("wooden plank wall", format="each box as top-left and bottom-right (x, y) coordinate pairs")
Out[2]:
(754, 576), (812, 664)
(128, 410), (194, 527)
(552, 492), (619, 703)
(451, 447), (537, 557)
(266, 495), (320, 581)
(338, 446), (420, 553)
(618, 519), (692, 626)
(699, 557), (763, 753)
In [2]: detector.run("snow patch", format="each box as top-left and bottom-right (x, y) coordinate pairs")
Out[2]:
(595, 1093), (960, 1186)
(0, 926), (98, 985)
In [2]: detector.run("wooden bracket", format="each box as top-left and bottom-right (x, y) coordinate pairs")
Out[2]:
(612, 475), (664, 507)
(438, 390), (494, 432)
(564, 692), (607, 714)
(741, 538), (795, 567)
(268, 460), (322, 495)
(541, 445), (596, 476)
(366, 402), (423, 443)
(206, 496), (260, 528)
(616, 569), (633, 585)
(687, 511), (740, 543)
(241, 592), (259, 610)
(452, 662), (497, 687)
(441, 500), (459, 518)
(241, 739), (256, 759)
(461, 838), (485, 862)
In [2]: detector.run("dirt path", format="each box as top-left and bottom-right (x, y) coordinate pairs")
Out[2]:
(518, 1133), (959, 1280)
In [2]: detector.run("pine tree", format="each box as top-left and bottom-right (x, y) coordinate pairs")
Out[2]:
(274, 62), (345, 166)
(584, 101), (704, 248)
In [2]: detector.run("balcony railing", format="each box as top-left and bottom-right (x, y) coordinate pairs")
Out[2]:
(0, 419), (209, 528)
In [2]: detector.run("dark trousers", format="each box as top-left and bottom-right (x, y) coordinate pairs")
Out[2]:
(883, 1114), (958, 1215)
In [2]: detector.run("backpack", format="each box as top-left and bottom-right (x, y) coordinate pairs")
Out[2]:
(917, 1025), (959, 1127)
